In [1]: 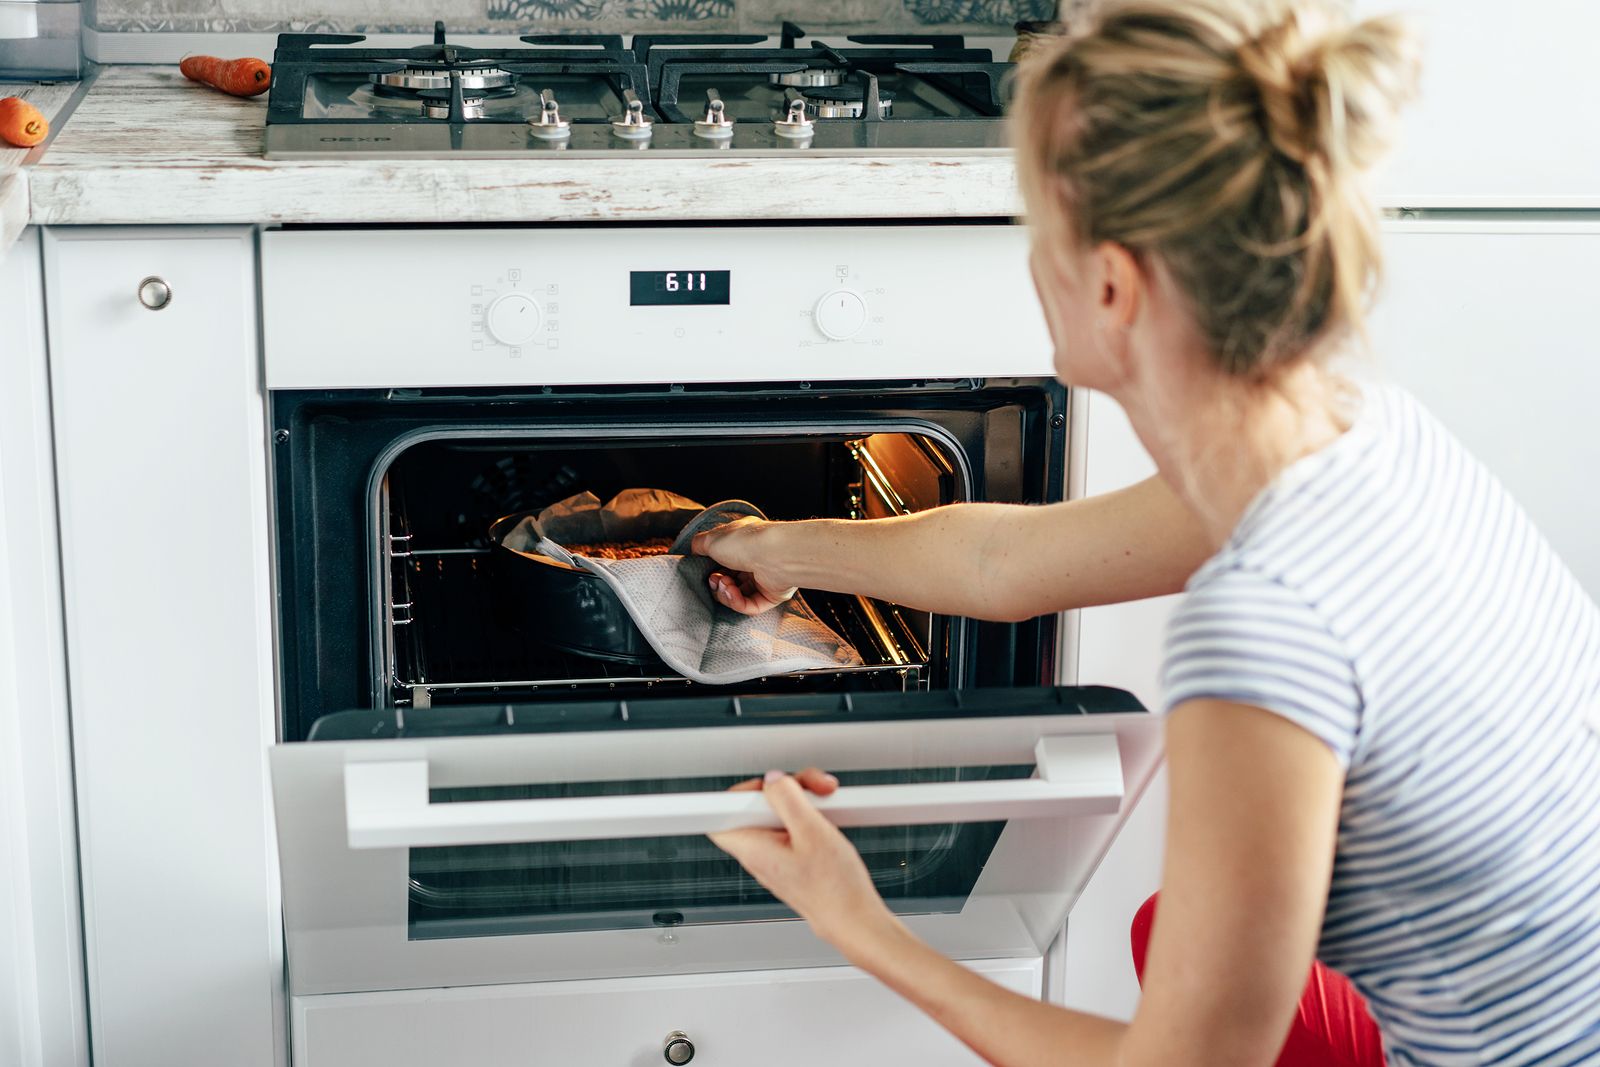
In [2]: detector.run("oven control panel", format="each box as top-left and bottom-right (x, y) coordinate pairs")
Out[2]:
(262, 225), (1051, 389)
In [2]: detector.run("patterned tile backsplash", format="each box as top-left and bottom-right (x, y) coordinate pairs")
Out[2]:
(90, 0), (1057, 34)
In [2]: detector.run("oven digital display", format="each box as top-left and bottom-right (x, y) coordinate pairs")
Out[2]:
(630, 270), (731, 306)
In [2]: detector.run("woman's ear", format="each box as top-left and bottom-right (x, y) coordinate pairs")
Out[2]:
(1087, 242), (1144, 382)
(1095, 241), (1143, 331)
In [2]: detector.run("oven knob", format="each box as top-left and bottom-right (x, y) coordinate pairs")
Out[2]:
(814, 289), (867, 340)
(663, 1031), (695, 1064)
(485, 292), (542, 346)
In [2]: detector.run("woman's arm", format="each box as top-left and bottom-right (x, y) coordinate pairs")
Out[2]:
(694, 474), (1211, 621)
(711, 702), (1345, 1067)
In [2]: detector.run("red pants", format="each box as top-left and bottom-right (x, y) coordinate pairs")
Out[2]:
(1130, 894), (1384, 1067)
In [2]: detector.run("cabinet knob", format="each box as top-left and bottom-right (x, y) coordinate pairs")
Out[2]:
(137, 276), (172, 311)
(663, 1030), (695, 1065)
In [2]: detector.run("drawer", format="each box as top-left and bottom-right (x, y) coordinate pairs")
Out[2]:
(294, 958), (1043, 1066)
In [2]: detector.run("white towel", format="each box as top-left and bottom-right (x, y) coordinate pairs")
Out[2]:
(501, 491), (863, 685)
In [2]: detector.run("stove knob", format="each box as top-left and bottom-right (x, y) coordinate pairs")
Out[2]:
(485, 293), (542, 347)
(814, 289), (867, 341)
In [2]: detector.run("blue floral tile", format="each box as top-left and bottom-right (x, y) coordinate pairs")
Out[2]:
(633, 0), (735, 19)
(488, 0), (603, 20)
(95, 0), (1056, 34)
(905, 0), (1054, 24)
(489, 0), (732, 21)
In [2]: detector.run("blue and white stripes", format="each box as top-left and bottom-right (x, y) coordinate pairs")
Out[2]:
(1163, 385), (1600, 1065)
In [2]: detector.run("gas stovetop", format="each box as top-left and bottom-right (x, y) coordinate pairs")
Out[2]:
(263, 20), (1015, 158)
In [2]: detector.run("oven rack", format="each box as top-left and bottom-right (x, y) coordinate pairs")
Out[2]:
(401, 662), (928, 709)
(387, 546), (932, 708)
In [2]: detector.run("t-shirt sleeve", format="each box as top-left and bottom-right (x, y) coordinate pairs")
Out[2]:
(1162, 567), (1362, 767)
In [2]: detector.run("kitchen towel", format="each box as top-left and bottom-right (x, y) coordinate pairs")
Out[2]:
(500, 491), (863, 685)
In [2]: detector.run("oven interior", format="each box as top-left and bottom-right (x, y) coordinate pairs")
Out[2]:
(381, 429), (962, 711)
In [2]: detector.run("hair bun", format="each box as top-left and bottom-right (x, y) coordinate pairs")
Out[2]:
(1236, 3), (1420, 172)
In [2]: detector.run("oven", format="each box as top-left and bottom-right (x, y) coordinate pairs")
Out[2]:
(260, 223), (1162, 1027)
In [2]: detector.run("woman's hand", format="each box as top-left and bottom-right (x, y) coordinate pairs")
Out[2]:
(691, 517), (799, 616)
(710, 769), (901, 949)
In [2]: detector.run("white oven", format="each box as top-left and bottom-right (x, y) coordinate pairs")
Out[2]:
(36, 221), (1164, 1067)
(252, 224), (1163, 1060)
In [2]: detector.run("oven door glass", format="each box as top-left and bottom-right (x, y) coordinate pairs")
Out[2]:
(409, 765), (1031, 940)
(270, 687), (1161, 996)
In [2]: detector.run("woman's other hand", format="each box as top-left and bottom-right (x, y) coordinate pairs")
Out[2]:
(691, 517), (798, 615)
(710, 769), (899, 949)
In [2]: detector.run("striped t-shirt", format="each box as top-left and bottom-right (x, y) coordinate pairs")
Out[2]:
(1163, 384), (1600, 1065)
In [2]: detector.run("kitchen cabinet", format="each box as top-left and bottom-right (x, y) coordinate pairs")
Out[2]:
(1355, 0), (1600, 207)
(1058, 217), (1600, 1021)
(0, 228), (89, 1067)
(1059, 390), (1175, 1021)
(41, 228), (283, 1067)
(294, 959), (1041, 1066)
(1370, 217), (1600, 598)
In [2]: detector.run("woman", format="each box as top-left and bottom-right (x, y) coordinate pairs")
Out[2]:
(691, 1), (1600, 1064)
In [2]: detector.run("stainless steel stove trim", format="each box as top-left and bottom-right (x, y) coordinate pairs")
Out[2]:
(362, 418), (977, 710)
(264, 119), (1009, 158)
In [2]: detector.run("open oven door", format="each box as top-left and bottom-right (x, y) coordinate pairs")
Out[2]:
(269, 686), (1162, 996)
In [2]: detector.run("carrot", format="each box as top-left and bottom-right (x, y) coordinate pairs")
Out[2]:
(180, 55), (273, 98)
(0, 97), (48, 148)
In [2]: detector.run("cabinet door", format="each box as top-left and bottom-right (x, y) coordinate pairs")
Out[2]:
(1371, 219), (1600, 598)
(1059, 390), (1175, 1021)
(1354, 0), (1600, 207)
(293, 960), (1042, 1067)
(1, 228), (89, 1067)
(42, 228), (282, 1067)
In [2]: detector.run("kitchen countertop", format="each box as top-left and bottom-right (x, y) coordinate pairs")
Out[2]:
(17, 62), (1598, 256)
(0, 79), (80, 260)
(25, 65), (1024, 232)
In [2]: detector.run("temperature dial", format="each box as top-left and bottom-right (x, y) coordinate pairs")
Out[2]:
(815, 289), (868, 341)
(485, 293), (542, 346)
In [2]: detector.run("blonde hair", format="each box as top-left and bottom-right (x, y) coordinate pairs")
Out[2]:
(1013, 0), (1420, 377)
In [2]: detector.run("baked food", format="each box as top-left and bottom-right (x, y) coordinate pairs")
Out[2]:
(563, 537), (676, 561)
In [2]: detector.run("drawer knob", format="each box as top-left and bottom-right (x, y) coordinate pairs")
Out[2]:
(663, 1030), (695, 1065)
(137, 276), (172, 311)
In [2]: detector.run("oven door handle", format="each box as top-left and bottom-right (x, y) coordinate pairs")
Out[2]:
(343, 734), (1124, 849)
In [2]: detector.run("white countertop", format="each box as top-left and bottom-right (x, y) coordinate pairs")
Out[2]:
(25, 65), (1024, 231)
(0, 79), (80, 260)
(12, 61), (1600, 261)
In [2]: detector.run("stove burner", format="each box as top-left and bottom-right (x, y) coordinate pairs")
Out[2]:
(418, 88), (486, 119)
(770, 67), (846, 88)
(803, 83), (895, 120)
(373, 64), (514, 92)
(371, 80), (517, 103)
